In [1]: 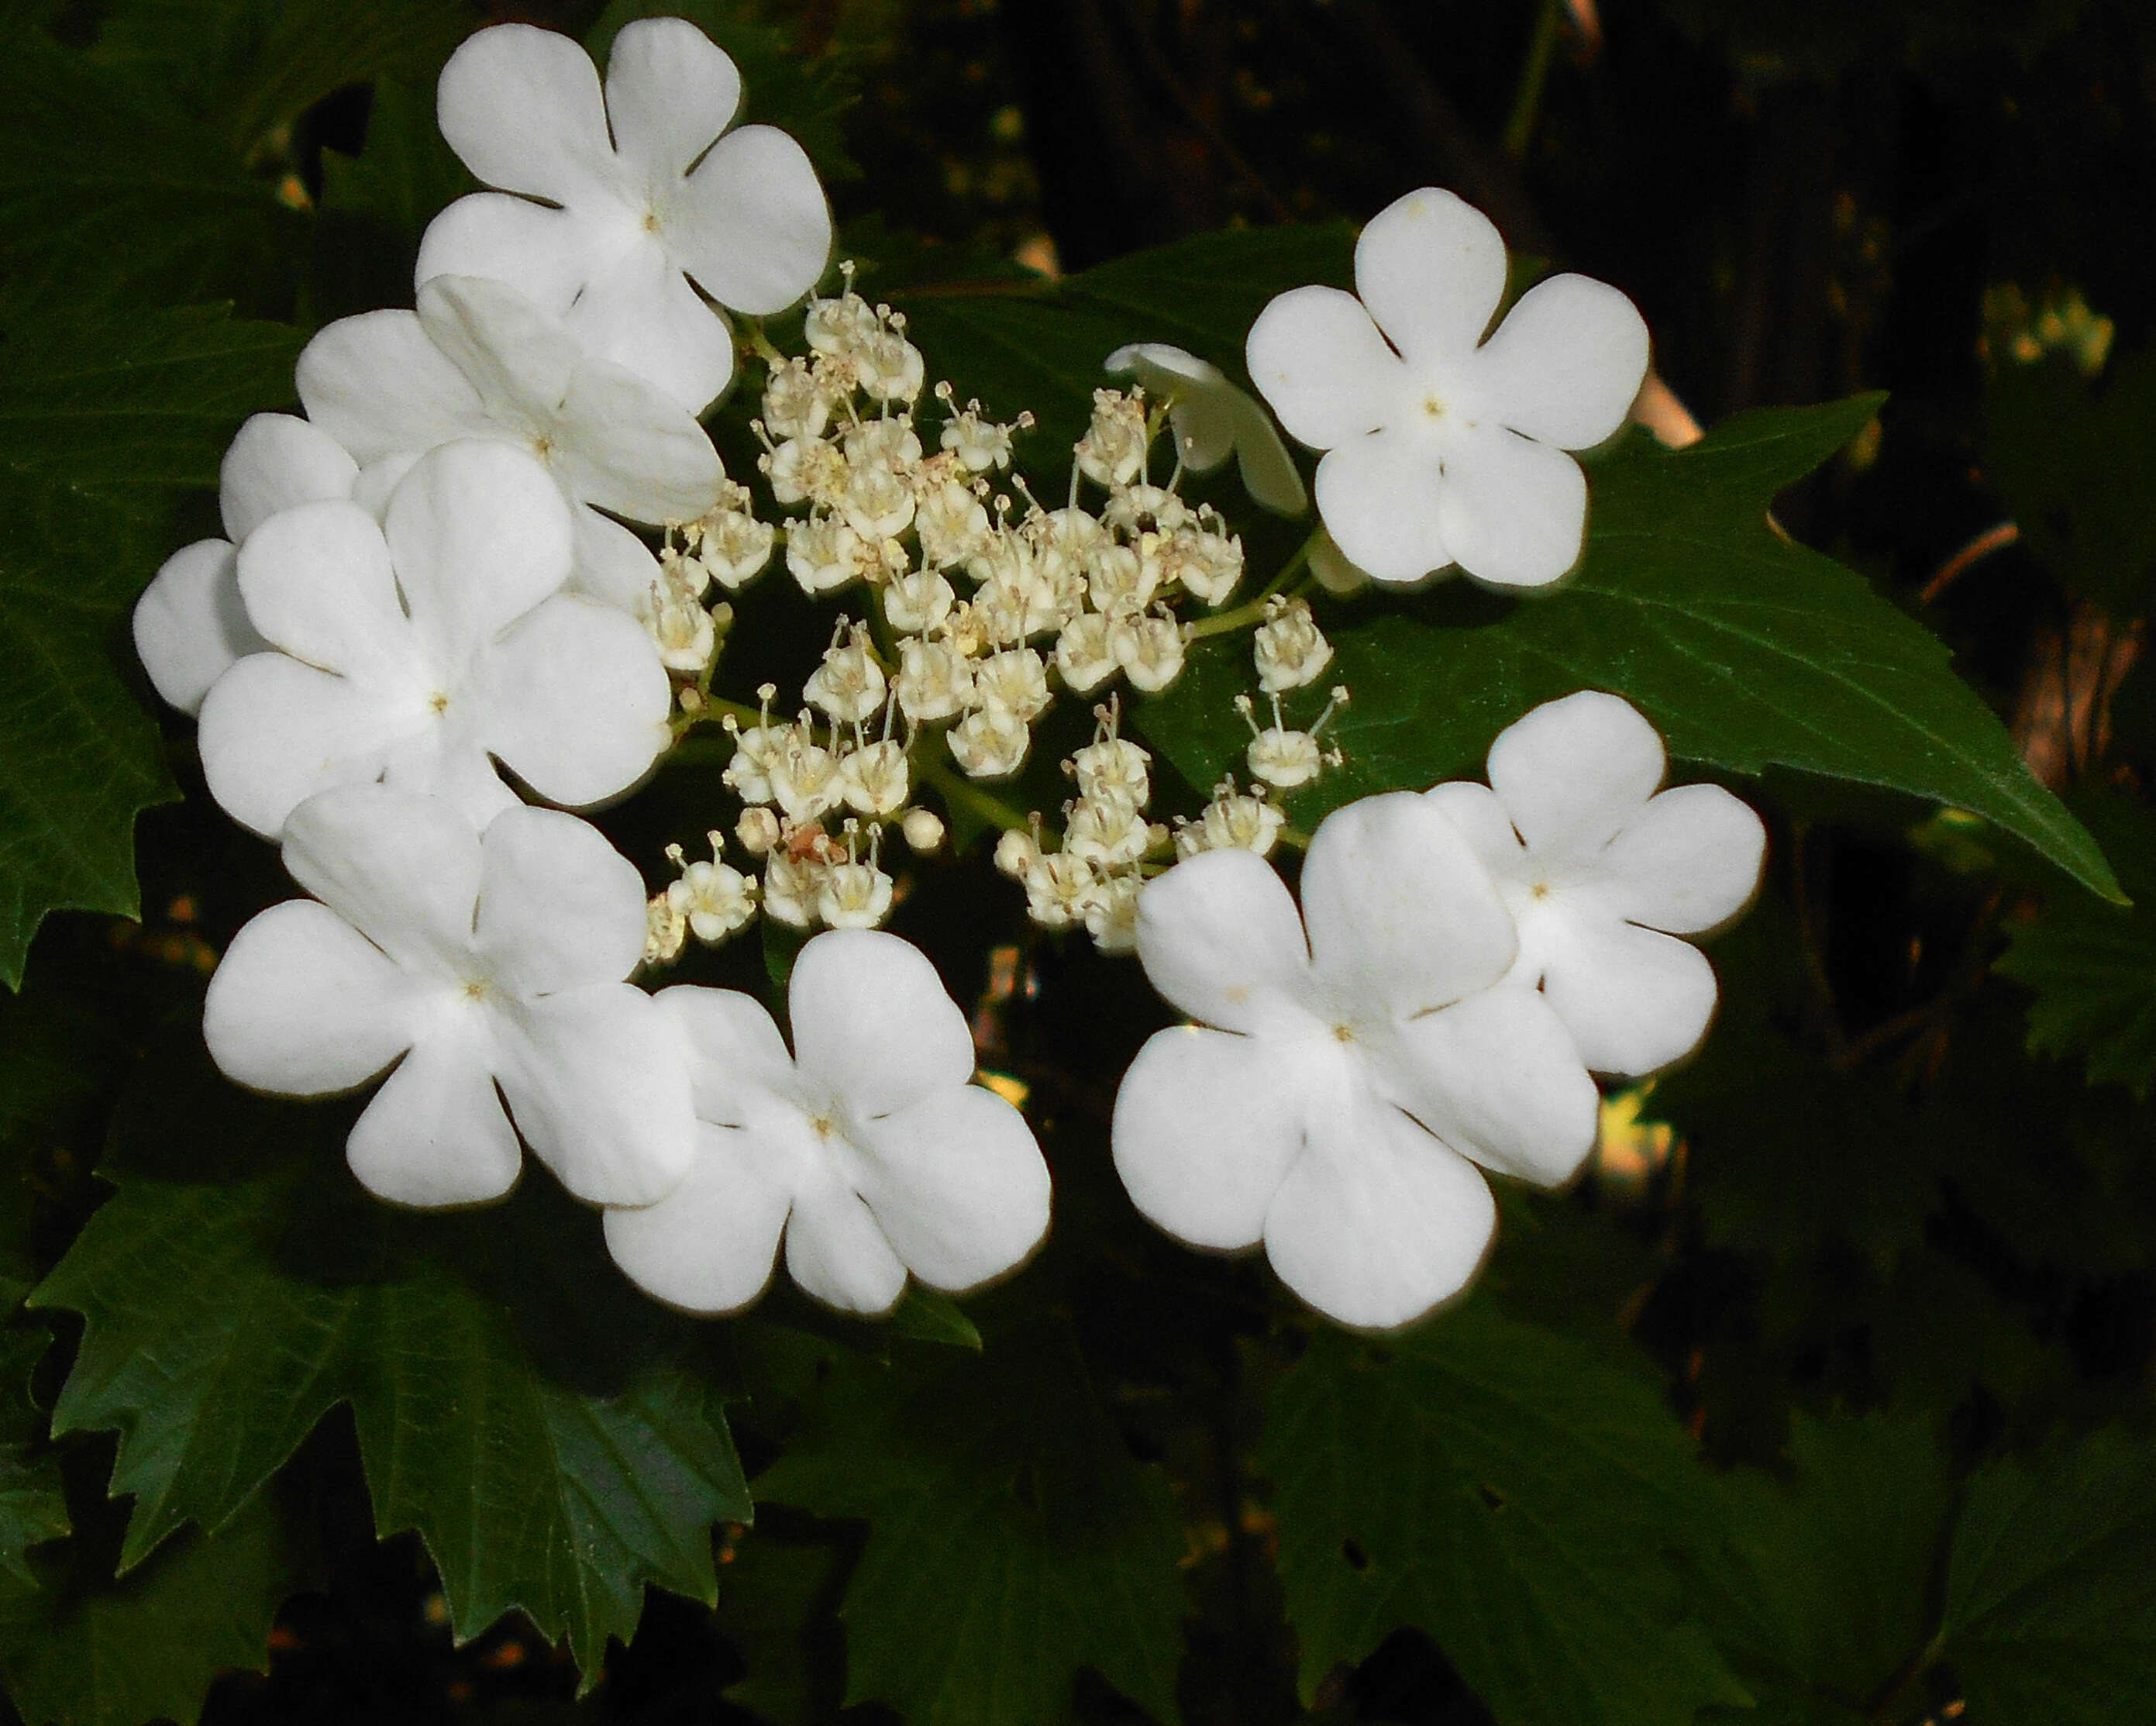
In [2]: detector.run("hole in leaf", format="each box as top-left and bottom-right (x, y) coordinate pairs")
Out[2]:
(1477, 1483), (1507, 1513)
(1341, 1538), (1369, 1572)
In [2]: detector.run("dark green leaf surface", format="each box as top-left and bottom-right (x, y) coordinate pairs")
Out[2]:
(29, 1043), (751, 1682)
(1139, 398), (2118, 901)
(1998, 794), (2156, 1095)
(714, 1525), (849, 1726)
(1941, 1428), (2156, 1726)
(1259, 1301), (1745, 1726)
(756, 1320), (1186, 1726)
(0, 1328), (66, 1600)
(319, 76), (473, 243)
(1690, 1414), (1954, 1719)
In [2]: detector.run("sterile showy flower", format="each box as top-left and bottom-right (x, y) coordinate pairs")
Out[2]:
(417, 19), (831, 414)
(1113, 792), (1600, 1328)
(1428, 691), (1765, 1077)
(297, 274), (723, 612)
(603, 930), (1051, 1315)
(1105, 342), (1308, 515)
(1245, 186), (1649, 588)
(133, 414), (361, 716)
(198, 441), (671, 837)
(205, 784), (695, 1208)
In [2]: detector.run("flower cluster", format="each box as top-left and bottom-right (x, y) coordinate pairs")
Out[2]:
(1112, 691), (1765, 1330)
(134, 4), (1736, 1336)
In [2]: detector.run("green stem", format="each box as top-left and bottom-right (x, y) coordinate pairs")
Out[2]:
(919, 756), (1032, 835)
(1502, 0), (1565, 162)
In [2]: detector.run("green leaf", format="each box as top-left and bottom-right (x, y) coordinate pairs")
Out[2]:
(1259, 1300), (1746, 1726)
(587, 0), (858, 183)
(1997, 794), (2156, 1095)
(29, 1040), (751, 1683)
(887, 1283), (984, 1351)
(1941, 1427), (2156, 1725)
(0, 301), (301, 987)
(319, 76), (473, 243)
(1985, 348), (2156, 608)
(0, 1489), (305, 1726)
(756, 1319), (1186, 1726)
(0, 1328), (67, 1600)
(1689, 1413), (1955, 1721)
(714, 1522), (850, 1726)
(0, 23), (300, 315)
(1138, 398), (2119, 902)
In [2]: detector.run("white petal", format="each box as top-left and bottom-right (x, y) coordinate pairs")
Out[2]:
(279, 782), (484, 974)
(494, 985), (696, 1206)
(788, 929), (973, 1118)
(380, 728), (522, 830)
(670, 125), (832, 316)
(1111, 1025), (1308, 1249)
(1313, 433), (1449, 585)
(1487, 690), (1665, 858)
(570, 504), (666, 611)
(133, 539), (262, 715)
(474, 804), (647, 995)
(1300, 792), (1516, 1020)
(383, 441), (573, 669)
(551, 350), (725, 525)
(235, 501), (412, 682)
(604, 16), (741, 177)
(1599, 784), (1766, 935)
(855, 1086), (1049, 1291)
(658, 984), (800, 1125)
(1531, 912), (1718, 1077)
(1245, 284), (1400, 450)
(475, 595), (670, 808)
(296, 309), (489, 466)
(1380, 984), (1600, 1183)
(784, 1155), (908, 1314)
(563, 239), (736, 415)
(1228, 391), (1310, 515)
(603, 1121), (793, 1314)
(198, 656), (401, 839)
(346, 1011), (524, 1208)
(219, 414), (359, 541)
(415, 274), (580, 431)
(1434, 428), (1587, 589)
(1107, 343), (1226, 447)
(204, 899), (422, 1094)
(1468, 274), (1650, 450)
(415, 191), (597, 315)
(1424, 780), (1530, 880)
(1354, 186), (1508, 362)
(436, 22), (619, 208)
(1134, 849), (1310, 1033)
(1262, 1087), (1496, 1331)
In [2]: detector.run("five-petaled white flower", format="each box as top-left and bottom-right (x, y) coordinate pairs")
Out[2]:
(297, 274), (723, 612)
(205, 784), (696, 1209)
(1245, 186), (1648, 589)
(1428, 691), (1765, 1077)
(604, 929), (1052, 1317)
(1112, 791), (1599, 1330)
(1104, 342), (1307, 515)
(198, 439), (671, 837)
(133, 414), (359, 715)
(418, 19), (832, 415)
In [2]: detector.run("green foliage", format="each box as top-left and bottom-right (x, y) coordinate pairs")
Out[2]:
(1941, 1428), (2156, 1724)
(29, 1042), (752, 1683)
(0, 1329), (67, 1600)
(756, 1320), (1186, 1726)
(1259, 1301), (1747, 1726)
(1141, 398), (2119, 902)
(1998, 794), (2156, 1095)
(1985, 349), (2156, 609)
(319, 76), (473, 244)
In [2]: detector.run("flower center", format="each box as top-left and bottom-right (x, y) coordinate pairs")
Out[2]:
(1333, 1022), (1357, 1043)
(1420, 391), (1446, 421)
(462, 977), (490, 1002)
(429, 691), (452, 715)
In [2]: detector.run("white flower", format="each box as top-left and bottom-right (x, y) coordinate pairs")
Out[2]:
(1252, 596), (1334, 694)
(818, 856), (894, 928)
(297, 274), (724, 612)
(603, 931), (1051, 1314)
(1054, 612), (1119, 695)
(1105, 343), (1308, 515)
(198, 440), (670, 838)
(1428, 691), (1765, 1077)
(1111, 612), (1185, 693)
(204, 784), (695, 1208)
(895, 637), (973, 724)
(1074, 388), (1149, 488)
(417, 19), (831, 415)
(1112, 792), (1600, 1329)
(948, 705), (1031, 780)
(784, 514), (870, 596)
(133, 414), (359, 715)
(1245, 187), (1648, 589)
